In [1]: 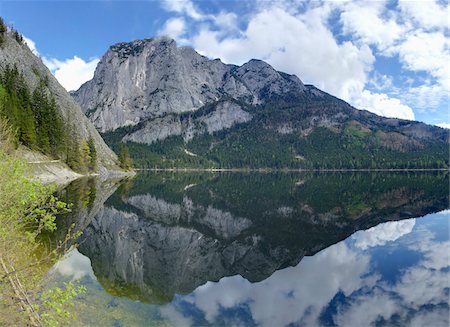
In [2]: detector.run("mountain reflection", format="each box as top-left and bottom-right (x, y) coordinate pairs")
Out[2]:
(70, 172), (448, 305)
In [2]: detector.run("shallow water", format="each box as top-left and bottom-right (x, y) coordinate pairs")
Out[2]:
(48, 172), (449, 326)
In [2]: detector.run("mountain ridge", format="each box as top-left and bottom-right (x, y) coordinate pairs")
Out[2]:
(72, 36), (449, 169)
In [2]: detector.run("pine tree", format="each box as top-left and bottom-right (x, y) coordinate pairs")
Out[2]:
(16, 74), (36, 148)
(31, 83), (51, 154)
(87, 136), (97, 171)
(0, 17), (6, 45)
(66, 124), (83, 172)
(47, 96), (64, 158)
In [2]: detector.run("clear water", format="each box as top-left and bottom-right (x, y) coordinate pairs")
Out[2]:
(48, 172), (449, 326)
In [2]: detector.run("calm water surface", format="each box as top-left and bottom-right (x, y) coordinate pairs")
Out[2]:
(48, 172), (449, 326)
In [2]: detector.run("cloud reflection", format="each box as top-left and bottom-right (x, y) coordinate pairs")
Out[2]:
(162, 213), (449, 327)
(50, 248), (96, 281)
(352, 218), (416, 250)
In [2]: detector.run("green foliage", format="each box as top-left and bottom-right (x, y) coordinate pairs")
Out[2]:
(0, 113), (17, 152)
(0, 65), (98, 173)
(13, 29), (23, 44)
(0, 17), (6, 45)
(0, 66), (37, 149)
(39, 282), (86, 327)
(0, 116), (84, 326)
(0, 66), (66, 157)
(87, 136), (97, 171)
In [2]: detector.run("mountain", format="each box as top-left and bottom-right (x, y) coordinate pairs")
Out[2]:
(72, 37), (449, 169)
(0, 26), (122, 174)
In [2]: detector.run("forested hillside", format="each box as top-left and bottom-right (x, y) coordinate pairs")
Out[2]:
(0, 18), (121, 173)
(102, 94), (449, 170)
(0, 64), (97, 172)
(0, 18), (122, 174)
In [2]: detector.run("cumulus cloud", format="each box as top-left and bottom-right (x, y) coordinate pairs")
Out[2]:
(388, 31), (449, 83)
(338, 0), (449, 114)
(398, 0), (449, 30)
(22, 36), (99, 91)
(44, 56), (99, 91)
(339, 0), (406, 51)
(353, 90), (415, 120)
(213, 11), (239, 31)
(161, 0), (204, 20)
(436, 123), (450, 129)
(159, 17), (187, 41)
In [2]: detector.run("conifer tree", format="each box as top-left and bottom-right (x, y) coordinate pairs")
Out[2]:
(32, 82), (51, 154)
(47, 96), (64, 158)
(0, 17), (6, 45)
(66, 124), (83, 172)
(87, 136), (97, 171)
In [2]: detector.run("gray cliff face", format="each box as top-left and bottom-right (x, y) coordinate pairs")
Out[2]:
(0, 32), (120, 172)
(72, 37), (305, 133)
(122, 100), (252, 144)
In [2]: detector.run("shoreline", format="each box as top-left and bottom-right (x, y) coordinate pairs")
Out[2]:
(134, 168), (449, 173)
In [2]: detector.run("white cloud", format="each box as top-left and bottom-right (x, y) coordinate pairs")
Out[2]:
(43, 56), (99, 91)
(400, 82), (448, 113)
(389, 31), (449, 83)
(159, 17), (187, 40)
(353, 90), (415, 120)
(22, 36), (99, 92)
(340, 1), (406, 51)
(22, 36), (39, 56)
(336, 0), (449, 115)
(213, 11), (239, 31)
(436, 123), (450, 129)
(162, 0), (204, 20)
(398, 0), (449, 30)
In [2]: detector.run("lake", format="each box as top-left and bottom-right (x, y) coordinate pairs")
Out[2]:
(47, 172), (449, 326)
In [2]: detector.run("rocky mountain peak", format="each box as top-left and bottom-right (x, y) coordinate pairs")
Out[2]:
(108, 36), (176, 59)
(72, 37), (307, 132)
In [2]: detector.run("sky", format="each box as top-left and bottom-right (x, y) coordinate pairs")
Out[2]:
(1, 0), (448, 127)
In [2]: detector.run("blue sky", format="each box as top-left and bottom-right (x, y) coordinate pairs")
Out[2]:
(1, 0), (448, 127)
